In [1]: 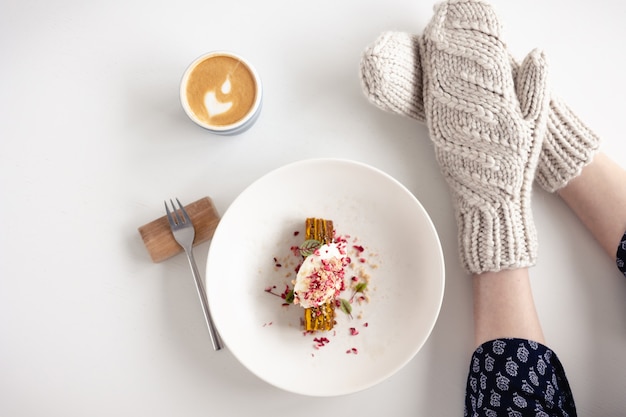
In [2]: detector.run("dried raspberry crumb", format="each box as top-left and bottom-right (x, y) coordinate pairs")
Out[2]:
(346, 347), (358, 354)
(359, 257), (366, 263)
(349, 327), (359, 336)
(364, 322), (369, 327)
(313, 337), (330, 348)
(294, 231), (300, 236)
(353, 245), (364, 253)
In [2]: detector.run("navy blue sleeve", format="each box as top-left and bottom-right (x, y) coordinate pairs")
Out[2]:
(616, 232), (626, 277)
(464, 338), (577, 417)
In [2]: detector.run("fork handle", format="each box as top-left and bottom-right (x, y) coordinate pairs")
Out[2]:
(184, 248), (223, 351)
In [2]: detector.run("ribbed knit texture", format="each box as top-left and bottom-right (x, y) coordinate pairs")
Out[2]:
(360, 32), (600, 193)
(421, 0), (550, 273)
(538, 96), (601, 191)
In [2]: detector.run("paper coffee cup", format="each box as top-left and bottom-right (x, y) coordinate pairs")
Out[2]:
(180, 51), (262, 135)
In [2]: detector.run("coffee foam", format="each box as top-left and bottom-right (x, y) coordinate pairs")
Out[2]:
(181, 52), (261, 133)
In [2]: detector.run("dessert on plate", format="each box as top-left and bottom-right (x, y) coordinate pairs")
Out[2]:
(293, 218), (348, 331)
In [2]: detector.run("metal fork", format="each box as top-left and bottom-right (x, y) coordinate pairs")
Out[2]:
(165, 198), (223, 351)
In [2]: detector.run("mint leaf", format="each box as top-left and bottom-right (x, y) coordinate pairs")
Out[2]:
(339, 298), (352, 318)
(299, 239), (322, 257)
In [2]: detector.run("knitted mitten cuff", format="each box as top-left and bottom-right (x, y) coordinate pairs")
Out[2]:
(456, 196), (538, 273)
(536, 96), (601, 192)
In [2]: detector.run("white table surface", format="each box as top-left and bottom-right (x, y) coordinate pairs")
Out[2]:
(2, 0), (625, 415)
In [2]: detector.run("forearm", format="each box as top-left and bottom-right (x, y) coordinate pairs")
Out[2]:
(472, 268), (545, 348)
(557, 152), (626, 259)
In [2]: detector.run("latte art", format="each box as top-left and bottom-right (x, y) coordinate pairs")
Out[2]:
(181, 52), (262, 134)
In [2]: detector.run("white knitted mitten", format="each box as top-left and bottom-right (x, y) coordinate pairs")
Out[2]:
(421, 0), (550, 273)
(360, 32), (426, 123)
(360, 31), (600, 193)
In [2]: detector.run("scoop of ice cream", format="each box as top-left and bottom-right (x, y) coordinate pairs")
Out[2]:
(294, 243), (347, 308)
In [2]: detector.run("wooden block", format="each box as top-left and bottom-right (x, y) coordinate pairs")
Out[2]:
(138, 197), (220, 263)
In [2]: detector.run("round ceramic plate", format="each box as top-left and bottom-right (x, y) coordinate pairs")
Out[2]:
(205, 158), (445, 396)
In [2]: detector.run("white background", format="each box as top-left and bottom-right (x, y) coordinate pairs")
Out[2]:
(1, 0), (625, 415)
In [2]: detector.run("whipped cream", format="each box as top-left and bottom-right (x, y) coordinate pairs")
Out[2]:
(293, 243), (347, 308)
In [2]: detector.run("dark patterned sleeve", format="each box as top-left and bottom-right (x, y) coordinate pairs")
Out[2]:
(616, 232), (626, 277)
(464, 338), (577, 417)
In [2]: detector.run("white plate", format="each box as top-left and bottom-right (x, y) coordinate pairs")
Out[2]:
(206, 158), (445, 396)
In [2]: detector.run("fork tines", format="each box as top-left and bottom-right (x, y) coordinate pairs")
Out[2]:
(165, 198), (189, 227)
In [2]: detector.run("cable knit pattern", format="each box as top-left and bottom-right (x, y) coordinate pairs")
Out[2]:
(360, 31), (600, 193)
(421, 0), (550, 273)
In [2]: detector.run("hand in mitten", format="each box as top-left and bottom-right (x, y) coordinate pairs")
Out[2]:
(421, 0), (550, 274)
(360, 27), (600, 193)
